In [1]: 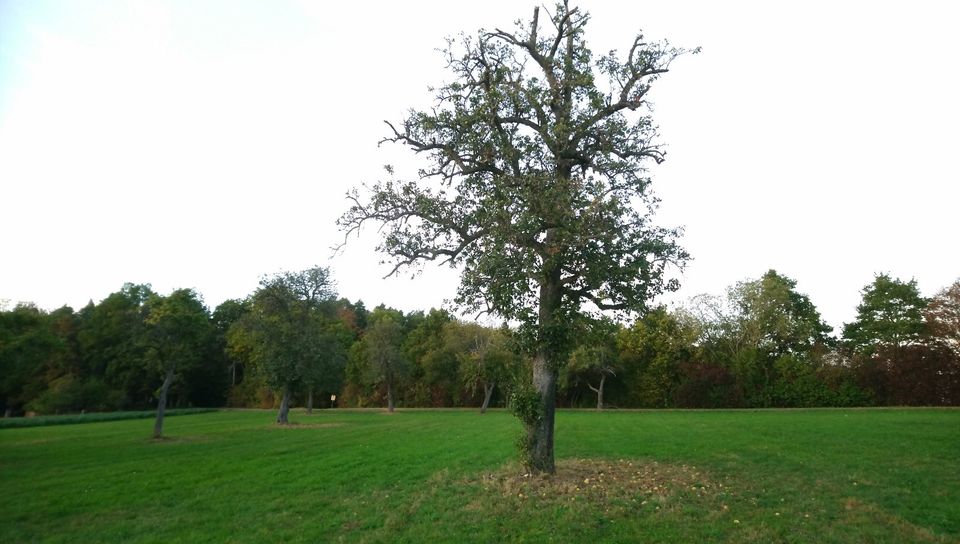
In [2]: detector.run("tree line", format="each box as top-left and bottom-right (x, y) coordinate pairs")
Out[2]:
(2, 267), (957, 421)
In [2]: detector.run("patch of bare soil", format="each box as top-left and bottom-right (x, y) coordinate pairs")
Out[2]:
(475, 458), (723, 506)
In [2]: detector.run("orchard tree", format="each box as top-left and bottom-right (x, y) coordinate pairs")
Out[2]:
(213, 299), (251, 387)
(362, 310), (408, 413)
(453, 322), (514, 413)
(233, 266), (341, 424)
(562, 318), (620, 410)
(143, 289), (213, 439)
(339, 2), (693, 472)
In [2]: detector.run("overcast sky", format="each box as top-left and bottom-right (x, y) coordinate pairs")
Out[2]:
(1, 0), (958, 331)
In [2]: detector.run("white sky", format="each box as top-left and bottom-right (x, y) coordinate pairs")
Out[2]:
(1, 0), (958, 332)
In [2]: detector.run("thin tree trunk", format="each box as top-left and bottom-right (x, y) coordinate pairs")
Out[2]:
(386, 381), (395, 413)
(597, 374), (606, 410)
(307, 387), (314, 415)
(480, 382), (495, 414)
(230, 362), (237, 386)
(276, 382), (291, 424)
(153, 365), (175, 439)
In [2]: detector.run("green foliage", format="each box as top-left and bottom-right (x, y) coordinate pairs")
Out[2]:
(616, 307), (693, 407)
(843, 274), (928, 356)
(361, 309), (409, 408)
(0, 303), (68, 413)
(454, 322), (515, 405)
(680, 270), (838, 408)
(25, 376), (124, 414)
(229, 266), (346, 397)
(339, 2), (694, 469)
(508, 379), (543, 467)
(77, 283), (154, 407)
(142, 289), (214, 398)
(732, 270), (834, 359)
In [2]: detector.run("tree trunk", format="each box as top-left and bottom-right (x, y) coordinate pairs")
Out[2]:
(153, 365), (175, 439)
(480, 382), (495, 414)
(386, 381), (395, 413)
(276, 382), (291, 424)
(526, 258), (562, 473)
(529, 351), (557, 473)
(307, 387), (314, 415)
(596, 374), (606, 410)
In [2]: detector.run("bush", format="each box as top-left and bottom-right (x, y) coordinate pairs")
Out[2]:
(25, 376), (125, 415)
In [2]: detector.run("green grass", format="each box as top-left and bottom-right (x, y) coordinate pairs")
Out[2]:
(1, 408), (958, 543)
(0, 408), (217, 429)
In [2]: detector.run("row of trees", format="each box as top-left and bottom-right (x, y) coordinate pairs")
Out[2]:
(586, 271), (960, 410)
(3, 268), (957, 422)
(0, 284), (225, 419)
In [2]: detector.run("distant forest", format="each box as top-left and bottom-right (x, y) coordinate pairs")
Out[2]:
(2, 268), (958, 417)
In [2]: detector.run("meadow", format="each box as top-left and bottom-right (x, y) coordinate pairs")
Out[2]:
(2, 408), (958, 543)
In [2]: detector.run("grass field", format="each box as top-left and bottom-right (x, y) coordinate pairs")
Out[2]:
(2, 408), (958, 543)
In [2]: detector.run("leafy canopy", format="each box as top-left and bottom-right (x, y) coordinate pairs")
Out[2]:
(339, 1), (694, 356)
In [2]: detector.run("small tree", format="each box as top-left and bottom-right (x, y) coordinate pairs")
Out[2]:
(562, 318), (620, 410)
(143, 289), (212, 439)
(362, 311), (408, 412)
(339, 1), (692, 473)
(454, 322), (514, 413)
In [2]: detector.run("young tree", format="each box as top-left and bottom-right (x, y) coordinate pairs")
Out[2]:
(453, 322), (514, 413)
(143, 289), (213, 439)
(362, 311), (408, 412)
(212, 299), (250, 387)
(339, 2), (692, 472)
(561, 318), (620, 410)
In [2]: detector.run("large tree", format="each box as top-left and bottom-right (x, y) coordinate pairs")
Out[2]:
(76, 283), (154, 408)
(231, 267), (342, 424)
(617, 307), (693, 408)
(339, 2), (691, 472)
(843, 274), (927, 357)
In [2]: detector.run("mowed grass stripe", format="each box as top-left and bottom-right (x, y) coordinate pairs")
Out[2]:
(2, 409), (957, 543)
